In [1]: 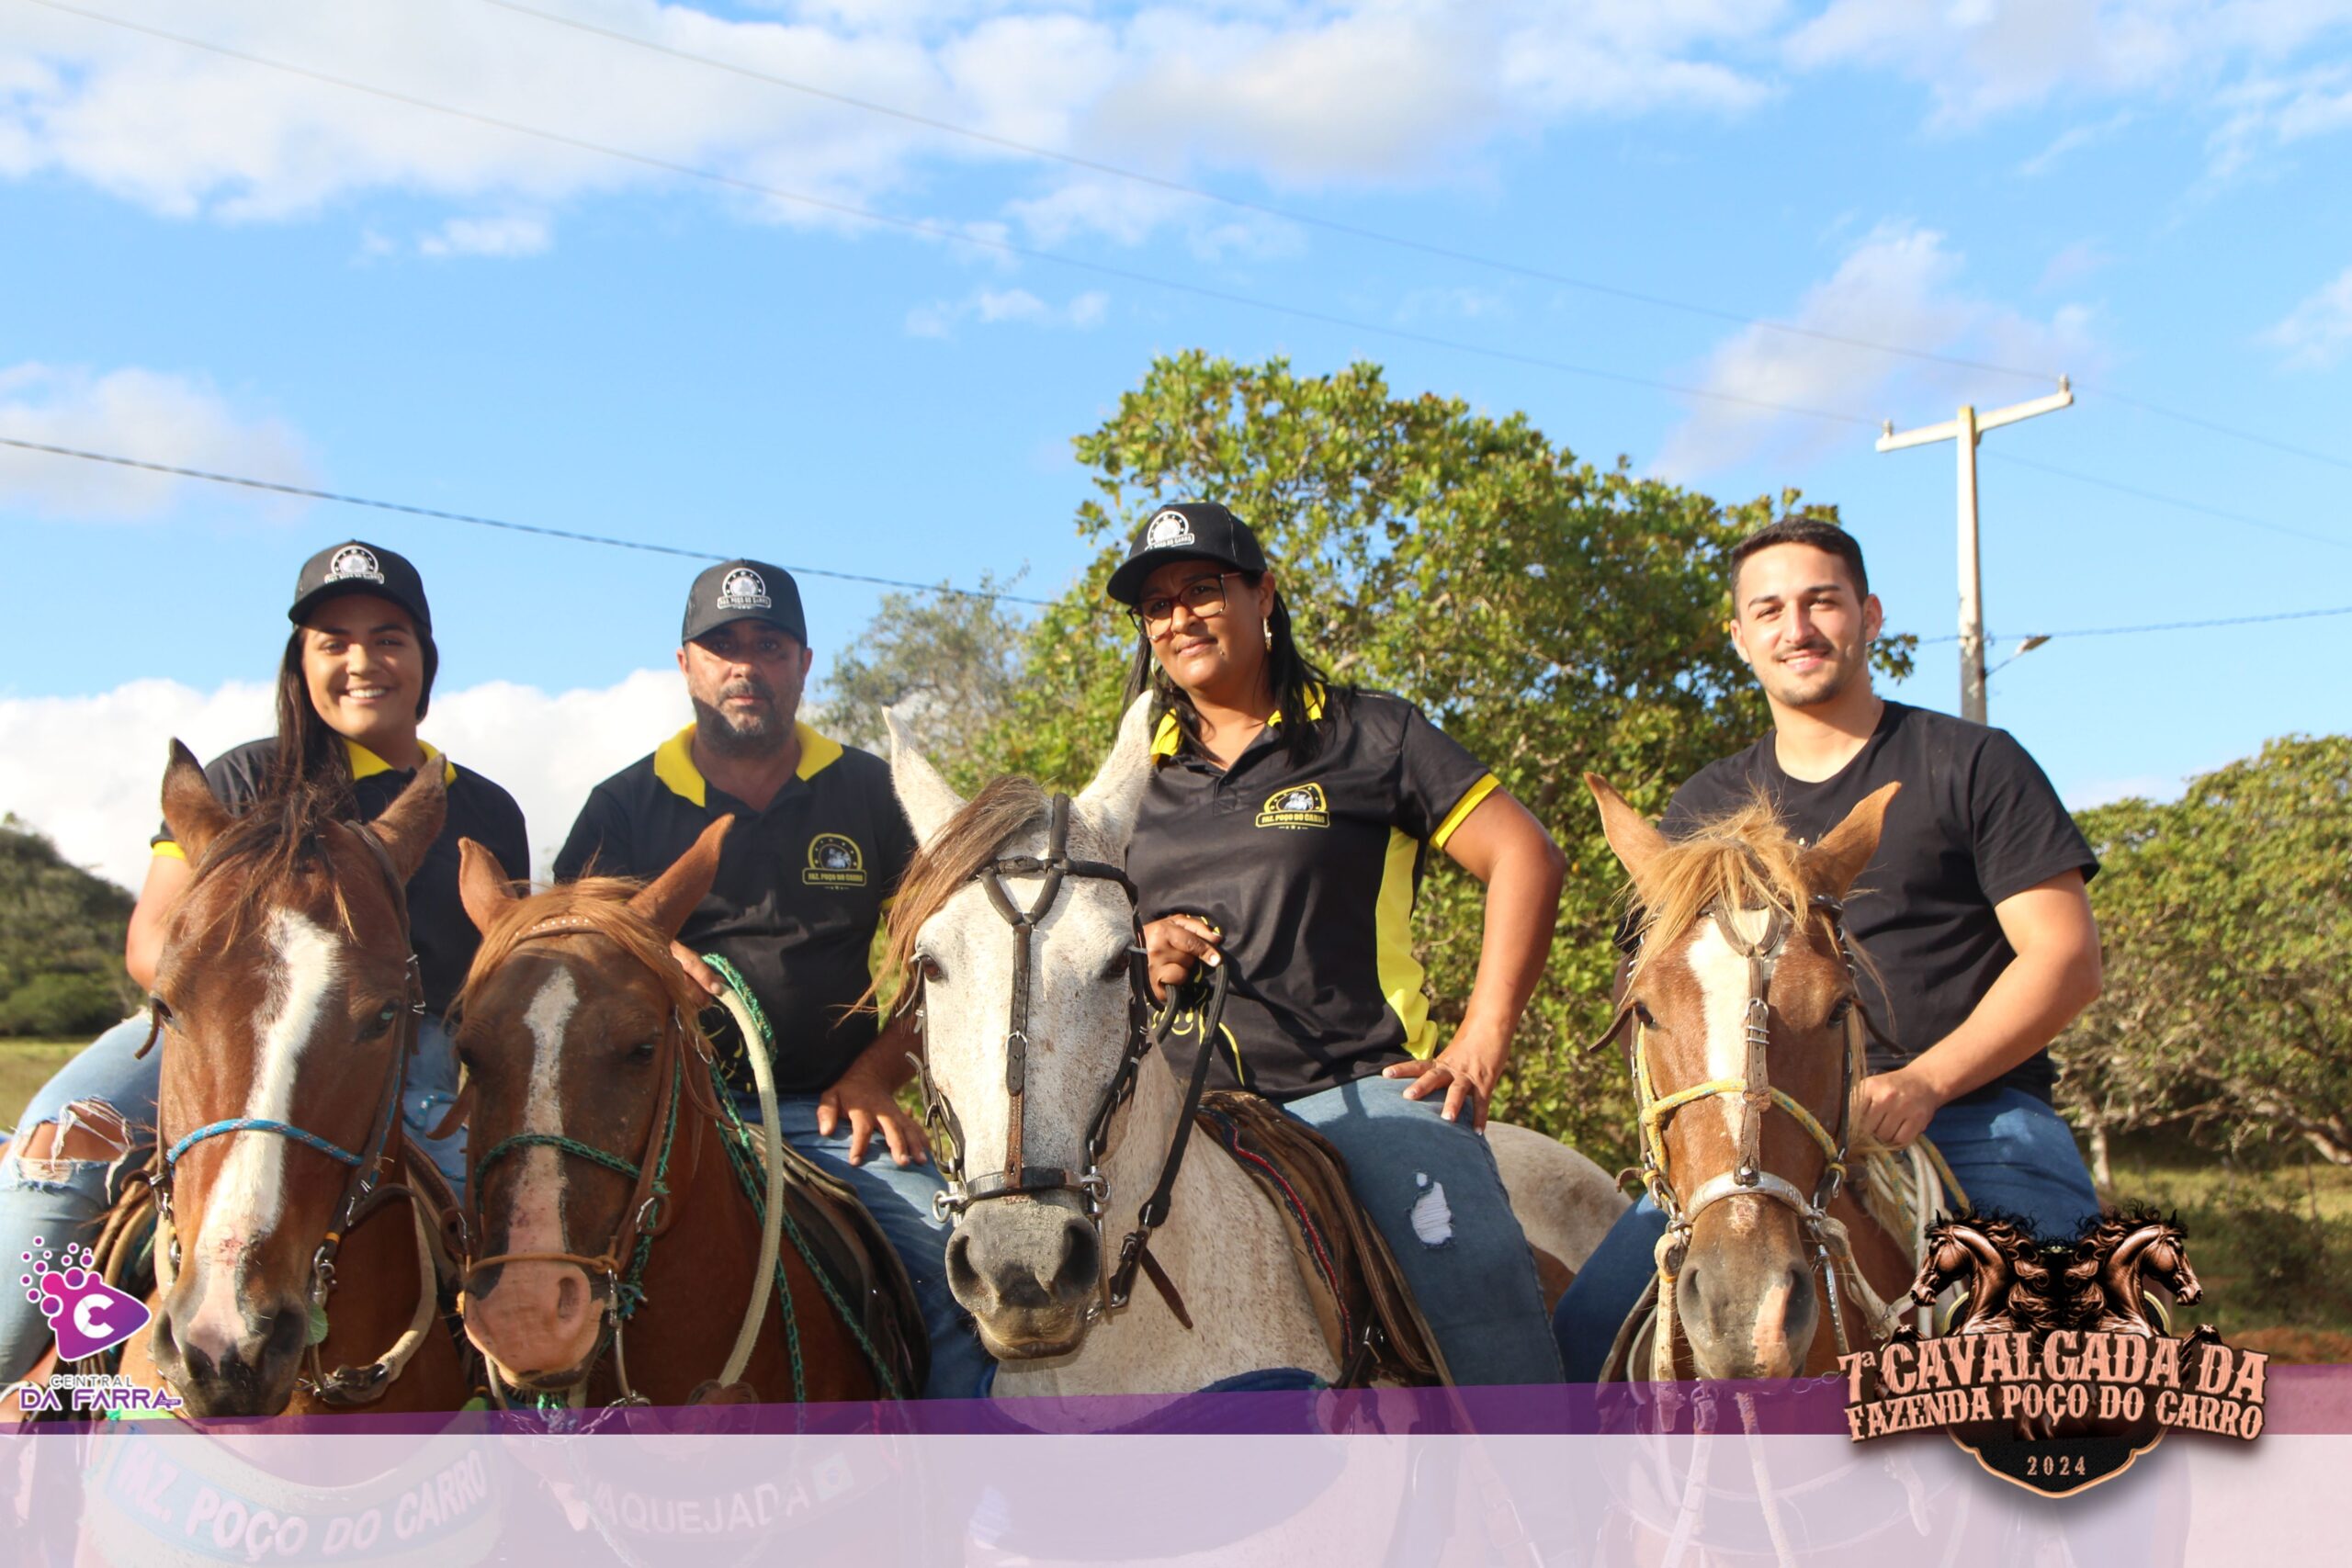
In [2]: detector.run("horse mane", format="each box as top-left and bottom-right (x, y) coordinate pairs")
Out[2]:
(183, 773), (364, 948)
(457, 875), (709, 1025)
(866, 773), (1057, 1014)
(1624, 792), (1821, 989)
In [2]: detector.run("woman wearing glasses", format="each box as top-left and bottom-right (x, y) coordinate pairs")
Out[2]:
(1106, 502), (1566, 1385)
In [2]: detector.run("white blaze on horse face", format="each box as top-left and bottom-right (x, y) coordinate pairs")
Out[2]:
(185, 909), (339, 1337)
(1687, 908), (1776, 1152)
(506, 966), (581, 1253)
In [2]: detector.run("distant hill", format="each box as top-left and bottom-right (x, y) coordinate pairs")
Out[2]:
(0, 815), (140, 1036)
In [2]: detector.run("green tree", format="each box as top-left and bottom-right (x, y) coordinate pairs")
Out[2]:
(2063, 735), (2352, 1165)
(0, 815), (140, 1037)
(973, 352), (1914, 1159)
(819, 571), (1029, 791)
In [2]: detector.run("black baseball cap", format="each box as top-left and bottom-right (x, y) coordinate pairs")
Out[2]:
(1105, 502), (1268, 605)
(682, 559), (807, 645)
(289, 541), (432, 632)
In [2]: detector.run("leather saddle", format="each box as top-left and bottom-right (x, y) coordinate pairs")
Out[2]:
(1194, 1089), (1449, 1386)
(747, 1135), (932, 1401)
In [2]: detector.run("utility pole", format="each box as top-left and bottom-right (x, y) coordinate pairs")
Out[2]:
(1877, 377), (2073, 724)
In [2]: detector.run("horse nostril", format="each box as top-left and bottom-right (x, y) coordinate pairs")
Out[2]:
(944, 1230), (980, 1296)
(555, 1272), (583, 1324)
(1052, 1218), (1100, 1301)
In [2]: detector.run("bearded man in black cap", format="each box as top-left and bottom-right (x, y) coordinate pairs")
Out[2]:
(555, 559), (985, 1397)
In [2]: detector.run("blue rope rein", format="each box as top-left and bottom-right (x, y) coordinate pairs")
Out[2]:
(165, 1119), (364, 1169)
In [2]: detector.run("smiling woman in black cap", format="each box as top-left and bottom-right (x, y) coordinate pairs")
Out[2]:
(0, 540), (526, 1386)
(1108, 502), (1570, 1385)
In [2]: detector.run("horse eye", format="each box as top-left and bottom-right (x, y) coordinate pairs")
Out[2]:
(629, 1038), (658, 1060)
(918, 954), (946, 985)
(356, 1000), (401, 1042)
(1827, 996), (1856, 1024)
(1632, 1000), (1657, 1029)
(148, 993), (175, 1026)
(1102, 950), (1136, 983)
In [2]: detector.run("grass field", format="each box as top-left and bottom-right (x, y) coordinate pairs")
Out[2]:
(1, 1040), (80, 1135)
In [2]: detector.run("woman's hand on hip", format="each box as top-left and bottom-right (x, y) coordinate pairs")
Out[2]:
(1385, 1026), (1510, 1131)
(1141, 914), (1222, 1001)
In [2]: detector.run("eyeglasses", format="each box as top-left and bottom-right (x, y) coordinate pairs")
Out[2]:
(1130, 573), (1240, 639)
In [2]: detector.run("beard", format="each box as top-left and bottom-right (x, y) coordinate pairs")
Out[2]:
(691, 680), (790, 758)
(1763, 637), (1860, 707)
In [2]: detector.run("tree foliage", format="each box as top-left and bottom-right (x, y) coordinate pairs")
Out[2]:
(2062, 735), (2352, 1164)
(971, 352), (1914, 1159)
(0, 816), (139, 1037)
(819, 571), (1028, 791)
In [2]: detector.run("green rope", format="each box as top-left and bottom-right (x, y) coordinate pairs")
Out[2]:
(477, 1132), (641, 1183)
(700, 953), (907, 1401)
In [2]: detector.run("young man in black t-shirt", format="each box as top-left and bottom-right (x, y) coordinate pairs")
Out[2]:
(554, 558), (981, 1397)
(1554, 519), (2105, 1380)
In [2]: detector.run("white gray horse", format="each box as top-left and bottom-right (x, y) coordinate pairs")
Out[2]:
(886, 696), (1623, 1399)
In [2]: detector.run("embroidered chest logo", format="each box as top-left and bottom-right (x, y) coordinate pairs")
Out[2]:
(803, 833), (867, 886)
(325, 545), (385, 585)
(1145, 510), (1195, 548)
(1256, 782), (1330, 830)
(717, 568), (772, 612)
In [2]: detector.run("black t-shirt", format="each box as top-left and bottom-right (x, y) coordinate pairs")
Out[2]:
(553, 724), (917, 1097)
(1125, 689), (1499, 1100)
(1662, 701), (2096, 1103)
(152, 738), (529, 1018)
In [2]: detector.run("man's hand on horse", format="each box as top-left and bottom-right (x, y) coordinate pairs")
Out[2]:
(1141, 913), (1221, 1002)
(820, 1067), (932, 1168)
(670, 940), (727, 998)
(1386, 1026), (1509, 1131)
(1858, 1066), (1943, 1148)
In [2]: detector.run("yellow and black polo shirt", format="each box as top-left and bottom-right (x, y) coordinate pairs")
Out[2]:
(151, 737), (529, 1018)
(1125, 689), (1499, 1100)
(553, 723), (917, 1097)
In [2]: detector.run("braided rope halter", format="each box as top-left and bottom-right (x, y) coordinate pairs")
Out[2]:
(1611, 892), (1905, 1383)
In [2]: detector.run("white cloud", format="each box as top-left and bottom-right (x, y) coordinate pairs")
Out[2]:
(417, 212), (550, 259)
(2263, 264), (2352, 369)
(1787, 0), (2352, 130)
(1652, 223), (2100, 477)
(2207, 61), (2352, 177)
(0, 0), (1782, 253)
(0, 362), (313, 520)
(2038, 239), (2112, 292)
(0, 669), (687, 892)
(904, 285), (1109, 337)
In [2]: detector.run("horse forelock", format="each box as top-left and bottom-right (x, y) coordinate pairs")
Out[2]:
(458, 875), (707, 1028)
(873, 775), (1056, 1011)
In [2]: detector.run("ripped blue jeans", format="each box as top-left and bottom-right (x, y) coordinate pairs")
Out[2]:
(1, 1012), (468, 1384)
(1282, 1073), (1564, 1386)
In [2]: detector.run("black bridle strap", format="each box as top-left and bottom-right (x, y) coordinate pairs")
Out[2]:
(1104, 961), (1229, 1317)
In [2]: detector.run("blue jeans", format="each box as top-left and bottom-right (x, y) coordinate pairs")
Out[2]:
(1553, 1086), (2100, 1381)
(733, 1093), (989, 1402)
(1283, 1074), (1565, 1386)
(1, 1012), (469, 1385)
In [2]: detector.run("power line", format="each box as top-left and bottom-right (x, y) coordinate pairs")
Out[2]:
(476, 0), (2352, 476)
(0, 434), (1054, 604)
(1982, 449), (2352, 553)
(16, 0), (1879, 430)
(1914, 603), (2352, 644)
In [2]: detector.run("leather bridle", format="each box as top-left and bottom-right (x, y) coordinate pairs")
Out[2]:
(912, 792), (1228, 1324)
(145, 820), (433, 1404)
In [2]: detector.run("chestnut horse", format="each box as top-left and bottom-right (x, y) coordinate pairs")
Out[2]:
(450, 821), (889, 1406)
(119, 741), (469, 1416)
(1586, 773), (1919, 1382)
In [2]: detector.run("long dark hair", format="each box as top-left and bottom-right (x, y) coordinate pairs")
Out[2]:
(263, 601), (440, 803)
(1122, 571), (1347, 767)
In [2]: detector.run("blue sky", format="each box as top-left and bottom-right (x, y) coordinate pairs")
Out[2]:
(3, 0), (2348, 887)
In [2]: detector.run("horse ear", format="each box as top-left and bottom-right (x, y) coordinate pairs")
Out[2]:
(628, 814), (732, 941)
(369, 761), (449, 886)
(1802, 781), (1899, 898)
(1584, 773), (1667, 894)
(458, 838), (519, 935)
(886, 705), (967, 846)
(1073, 693), (1158, 852)
(160, 739), (232, 863)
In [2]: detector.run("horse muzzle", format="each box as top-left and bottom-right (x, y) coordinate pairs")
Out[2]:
(150, 1271), (311, 1417)
(944, 1201), (1102, 1359)
(462, 1257), (611, 1389)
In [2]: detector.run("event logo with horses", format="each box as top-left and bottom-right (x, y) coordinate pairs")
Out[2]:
(1839, 1208), (2266, 1495)
(1256, 783), (1331, 829)
(803, 832), (868, 886)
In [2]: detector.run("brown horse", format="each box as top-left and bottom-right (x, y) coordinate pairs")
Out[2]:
(450, 821), (887, 1406)
(1587, 774), (1917, 1382)
(122, 741), (469, 1417)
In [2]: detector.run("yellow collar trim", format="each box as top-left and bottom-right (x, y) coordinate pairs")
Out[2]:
(1150, 684), (1326, 764)
(346, 738), (456, 786)
(654, 721), (843, 807)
